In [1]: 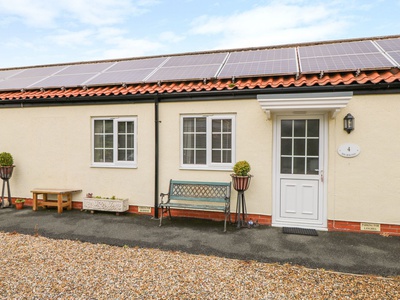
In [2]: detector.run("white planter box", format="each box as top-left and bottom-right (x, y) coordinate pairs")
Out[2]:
(83, 197), (129, 214)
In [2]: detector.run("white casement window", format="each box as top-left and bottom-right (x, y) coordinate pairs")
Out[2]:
(181, 114), (235, 170)
(92, 117), (137, 168)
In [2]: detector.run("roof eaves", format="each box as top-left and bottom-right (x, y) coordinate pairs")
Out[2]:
(1, 69), (400, 102)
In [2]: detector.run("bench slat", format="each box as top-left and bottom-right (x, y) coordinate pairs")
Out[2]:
(170, 180), (230, 187)
(163, 202), (226, 211)
(169, 196), (227, 202)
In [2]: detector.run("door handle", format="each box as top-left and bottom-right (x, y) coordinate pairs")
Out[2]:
(315, 169), (324, 182)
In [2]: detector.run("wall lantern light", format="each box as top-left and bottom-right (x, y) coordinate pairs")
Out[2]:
(343, 113), (355, 134)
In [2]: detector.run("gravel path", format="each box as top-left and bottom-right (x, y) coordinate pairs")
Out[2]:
(0, 232), (398, 299)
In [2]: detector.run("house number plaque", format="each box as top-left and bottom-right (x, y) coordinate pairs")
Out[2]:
(338, 143), (360, 158)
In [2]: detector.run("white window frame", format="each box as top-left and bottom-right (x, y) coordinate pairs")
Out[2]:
(91, 116), (137, 168)
(180, 114), (236, 170)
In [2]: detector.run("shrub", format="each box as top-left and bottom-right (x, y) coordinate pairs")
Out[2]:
(0, 152), (13, 166)
(233, 160), (251, 176)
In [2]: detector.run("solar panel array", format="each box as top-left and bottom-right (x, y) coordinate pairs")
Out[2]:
(0, 37), (399, 91)
(298, 40), (396, 73)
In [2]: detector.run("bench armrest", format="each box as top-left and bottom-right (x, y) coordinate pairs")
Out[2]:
(159, 193), (170, 206)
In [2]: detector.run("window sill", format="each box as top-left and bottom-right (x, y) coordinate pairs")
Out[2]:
(90, 164), (137, 169)
(180, 165), (233, 172)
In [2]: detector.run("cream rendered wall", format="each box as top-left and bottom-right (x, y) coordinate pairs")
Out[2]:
(0, 103), (155, 206)
(158, 98), (273, 216)
(328, 93), (400, 225)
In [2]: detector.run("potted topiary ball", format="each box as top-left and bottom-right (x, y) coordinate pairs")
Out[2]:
(230, 160), (253, 191)
(0, 152), (15, 180)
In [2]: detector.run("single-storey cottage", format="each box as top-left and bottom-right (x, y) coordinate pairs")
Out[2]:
(1, 35), (400, 235)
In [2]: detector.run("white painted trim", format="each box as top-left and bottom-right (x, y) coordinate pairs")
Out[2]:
(91, 116), (138, 168)
(179, 114), (236, 169)
(257, 92), (353, 119)
(272, 113), (328, 229)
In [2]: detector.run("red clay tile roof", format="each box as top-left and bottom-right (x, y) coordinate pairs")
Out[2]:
(1, 69), (399, 101)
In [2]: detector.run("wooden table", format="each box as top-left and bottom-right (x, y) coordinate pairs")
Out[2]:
(31, 188), (82, 214)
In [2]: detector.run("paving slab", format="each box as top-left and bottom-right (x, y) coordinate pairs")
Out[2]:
(0, 208), (399, 277)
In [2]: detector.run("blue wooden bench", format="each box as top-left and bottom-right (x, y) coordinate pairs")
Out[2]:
(159, 180), (231, 232)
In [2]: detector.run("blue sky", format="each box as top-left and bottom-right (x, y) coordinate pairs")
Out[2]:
(0, 0), (399, 68)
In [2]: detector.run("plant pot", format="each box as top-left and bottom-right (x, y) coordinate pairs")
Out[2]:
(15, 202), (24, 210)
(231, 174), (253, 191)
(82, 197), (129, 214)
(0, 166), (14, 180)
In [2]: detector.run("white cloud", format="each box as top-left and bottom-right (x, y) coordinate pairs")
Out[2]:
(0, 0), (157, 28)
(159, 31), (185, 43)
(96, 27), (129, 40)
(137, 0), (160, 6)
(3, 37), (38, 50)
(47, 29), (95, 47)
(0, 0), (164, 66)
(59, 0), (142, 27)
(189, 1), (349, 49)
(99, 36), (165, 59)
(42, 25), (165, 61)
(0, 0), (58, 28)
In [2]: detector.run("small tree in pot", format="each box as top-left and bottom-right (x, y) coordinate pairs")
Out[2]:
(231, 160), (253, 191)
(0, 152), (14, 180)
(0, 152), (15, 208)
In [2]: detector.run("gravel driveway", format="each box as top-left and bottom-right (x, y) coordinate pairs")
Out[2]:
(0, 232), (399, 299)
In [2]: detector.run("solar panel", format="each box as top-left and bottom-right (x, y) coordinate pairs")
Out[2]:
(145, 53), (228, 82)
(300, 53), (395, 73)
(85, 69), (155, 85)
(375, 38), (400, 65)
(386, 51), (400, 65)
(219, 60), (297, 77)
(11, 65), (66, 78)
(147, 65), (222, 82)
(56, 62), (115, 75)
(299, 41), (378, 58)
(29, 73), (98, 88)
(375, 38), (400, 52)
(228, 48), (295, 63)
(107, 57), (168, 72)
(298, 40), (395, 73)
(163, 53), (227, 67)
(218, 48), (298, 78)
(0, 76), (47, 91)
(0, 69), (25, 80)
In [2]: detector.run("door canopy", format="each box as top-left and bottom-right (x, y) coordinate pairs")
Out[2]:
(257, 92), (353, 119)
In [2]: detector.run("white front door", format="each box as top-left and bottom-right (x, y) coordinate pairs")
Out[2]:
(273, 115), (327, 229)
